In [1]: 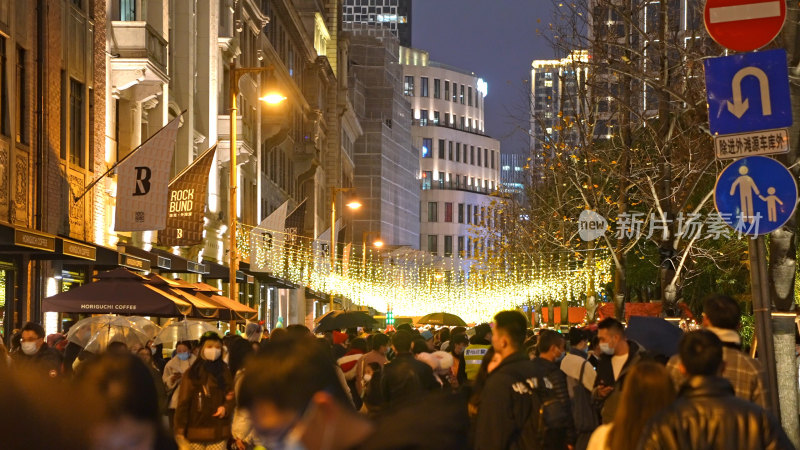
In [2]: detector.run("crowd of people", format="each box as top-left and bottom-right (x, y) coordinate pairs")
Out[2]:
(0, 293), (796, 450)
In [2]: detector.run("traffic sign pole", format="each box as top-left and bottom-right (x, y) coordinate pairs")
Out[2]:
(748, 236), (780, 418)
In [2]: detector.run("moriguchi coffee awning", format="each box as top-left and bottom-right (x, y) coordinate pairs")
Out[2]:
(42, 267), (193, 317)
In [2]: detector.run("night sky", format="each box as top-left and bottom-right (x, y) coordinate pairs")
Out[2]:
(413, 0), (555, 155)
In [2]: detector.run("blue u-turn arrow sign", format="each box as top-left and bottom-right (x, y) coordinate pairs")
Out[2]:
(704, 49), (793, 136)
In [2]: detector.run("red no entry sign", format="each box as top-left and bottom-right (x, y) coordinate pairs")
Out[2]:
(704, 0), (785, 52)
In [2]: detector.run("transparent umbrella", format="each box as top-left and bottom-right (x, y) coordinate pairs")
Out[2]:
(83, 324), (151, 354)
(154, 319), (221, 346)
(126, 316), (161, 340)
(66, 315), (151, 348)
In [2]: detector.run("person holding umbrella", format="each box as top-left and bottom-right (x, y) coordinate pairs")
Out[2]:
(174, 332), (234, 449)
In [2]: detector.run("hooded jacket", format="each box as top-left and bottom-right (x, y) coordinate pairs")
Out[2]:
(637, 376), (793, 450)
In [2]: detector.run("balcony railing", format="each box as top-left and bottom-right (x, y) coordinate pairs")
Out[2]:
(111, 21), (168, 76)
(420, 179), (497, 195)
(411, 119), (487, 137)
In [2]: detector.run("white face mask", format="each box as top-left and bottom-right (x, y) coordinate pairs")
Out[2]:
(203, 347), (221, 361)
(599, 342), (615, 355)
(21, 341), (39, 355)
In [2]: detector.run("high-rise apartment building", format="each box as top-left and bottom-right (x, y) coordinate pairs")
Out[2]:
(400, 46), (500, 264)
(342, 0), (412, 47)
(529, 51), (588, 173)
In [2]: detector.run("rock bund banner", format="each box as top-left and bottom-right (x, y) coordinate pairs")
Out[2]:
(114, 117), (181, 231)
(158, 145), (217, 247)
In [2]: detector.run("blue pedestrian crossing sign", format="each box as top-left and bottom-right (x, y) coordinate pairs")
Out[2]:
(704, 49), (792, 136)
(714, 156), (798, 236)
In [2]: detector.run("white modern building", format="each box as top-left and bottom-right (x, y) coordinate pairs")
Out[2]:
(399, 47), (500, 263)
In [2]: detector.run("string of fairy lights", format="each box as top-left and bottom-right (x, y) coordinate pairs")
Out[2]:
(237, 224), (613, 324)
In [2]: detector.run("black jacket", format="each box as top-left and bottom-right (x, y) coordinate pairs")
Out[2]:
(531, 357), (574, 444)
(380, 353), (438, 407)
(593, 339), (646, 423)
(353, 391), (469, 450)
(12, 343), (62, 377)
(638, 376), (793, 450)
(474, 352), (538, 450)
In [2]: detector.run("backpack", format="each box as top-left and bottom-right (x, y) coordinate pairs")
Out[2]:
(515, 375), (571, 449)
(570, 361), (600, 432)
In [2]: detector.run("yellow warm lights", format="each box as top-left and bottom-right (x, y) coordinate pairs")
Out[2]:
(237, 223), (612, 324)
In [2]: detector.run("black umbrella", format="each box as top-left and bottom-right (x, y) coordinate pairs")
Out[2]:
(417, 312), (467, 327)
(626, 315), (684, 357)
(314, 311), (375, 333)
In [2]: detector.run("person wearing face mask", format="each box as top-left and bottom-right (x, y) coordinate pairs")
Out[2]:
(530, 329), (574, 449)
(163, 341), (197, 431)
(592, 318), (646, 424)
(11, 322), (62, 378)
(355, 333), (390, 398)
(174, 332), (234, 449)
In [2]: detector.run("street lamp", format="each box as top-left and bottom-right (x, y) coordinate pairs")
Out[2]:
(229, 63), (285, 319)
(330, 187), (360, 311)
(362, 231), (383, 277)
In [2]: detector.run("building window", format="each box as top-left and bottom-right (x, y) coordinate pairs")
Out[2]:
(452, 83), (458, 102)
(470, 146), (475, 165)
(438, 139), (445, 159)
(491, 150), (495, 169)
(427, 235), (438, 254)
(460, 116), (465, 130)
(468, 86), (473, 106)
(404, 75), (414, 96)
(448, 141), (453, 160)
(458, 203), (464, 223)
(456, 143), (460, 162)
(444, 235), (453, 257)
(476, 91), (481, 109)
(438, 171), (444, 187)
(460, 85), (465, 104)
(444, 81), (450, 101)
(474, 205), (480, 224)
(69, 79), (85, 168)
(467, 239), (472, 258)
(434, 78), (441, 98)
(0, 36), (8, 136)
(458, 236), (465, 256)
(445, 202), (453, 222)
(15, 46), (27, 144)
(476, 147), (481, 166)
(118, 0), (136, 20)
(485, 148), (489, 167)
(444, 113), (450, 127)
(428, 201), (438, 222)
(422, 170), (432, 189)
(433, 111), (440, 125)
(467, 204), (472, 224)
(420, 109), (428, 126)
(421, 77), (429, 97)
(421, 138), (432, 158)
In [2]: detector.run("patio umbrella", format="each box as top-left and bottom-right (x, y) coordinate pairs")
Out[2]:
(417, 312), (467, 327)
(42, 268), (193, 317)
(66, 315), (151, 352)
(154, 319), (222, 346)
(626, 315), (684, 357)
(314, 310), (375, 333)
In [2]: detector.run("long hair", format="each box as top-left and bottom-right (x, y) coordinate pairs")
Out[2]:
(606, 361), (675, 450)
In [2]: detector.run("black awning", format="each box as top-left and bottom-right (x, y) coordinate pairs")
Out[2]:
(239, 262), (296, 288)
(0, 224), (57, 256)
(201, 259), (245, 282)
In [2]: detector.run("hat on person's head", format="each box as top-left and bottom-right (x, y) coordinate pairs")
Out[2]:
(333, 330), (348, 345)
(244, 323), (262, 343)
(396, 323), (413, 332)
(421, 330), (434, 341)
